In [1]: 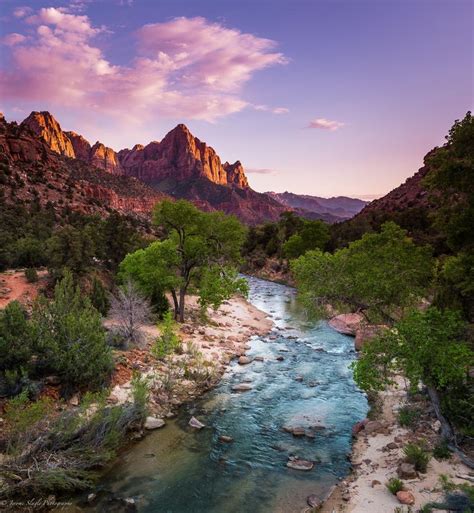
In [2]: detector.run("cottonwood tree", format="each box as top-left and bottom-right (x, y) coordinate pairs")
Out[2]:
(291, 221), (433, 322)
(120, 200), (247, 322)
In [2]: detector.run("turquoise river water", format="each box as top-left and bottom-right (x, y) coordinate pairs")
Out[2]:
(83, 276), (368, 513)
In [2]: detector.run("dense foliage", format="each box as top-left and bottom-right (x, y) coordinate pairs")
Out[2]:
(0, 272), (113, 397)
(120, 200), (248, 321)
(243, 211), (330, 266)
(291, 222), (433, 322)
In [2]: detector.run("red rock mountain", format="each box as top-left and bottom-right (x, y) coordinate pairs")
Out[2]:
(20, 112), (285, 224)
(22, 112), (123, 175)
(1, 113), (165, 220)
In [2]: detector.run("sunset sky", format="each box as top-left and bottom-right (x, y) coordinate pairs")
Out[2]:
(0, 0), (472, 198)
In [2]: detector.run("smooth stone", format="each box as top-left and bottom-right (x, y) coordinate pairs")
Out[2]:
(219, 435), (234, 443)
(231, 383), (253, 392)
(307, 494), (322, 508)
(287, 458), (314, 471)
(189, 416), (206, 429)
(396, 490), (415, 505)
(238, 356), (252, 365)
(144, 416), (166, 430)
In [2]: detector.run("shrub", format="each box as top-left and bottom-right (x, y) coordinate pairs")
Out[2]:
(33, 271), (113, 391)
(433, 440), (452, 460)
(403, 442), (431, 473)
(25, 267), (38, 283)
(386, 477), (404, 495)
(151, 311), (181, 359)
(398, 406), (419, 427)
(90, 276), (110, 316)
(131, 371), (149, 423)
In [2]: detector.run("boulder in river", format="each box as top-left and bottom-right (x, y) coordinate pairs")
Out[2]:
(231, 383), (253, 392)
(306, 494), (322, 508)
(328, 313), (363, 336)
(238, 356), (252, 365)
(189, 416), (206, 429)
(286, 457), (314, 471)
(144, 417), (166, 430)
(219, 435), (234, 443)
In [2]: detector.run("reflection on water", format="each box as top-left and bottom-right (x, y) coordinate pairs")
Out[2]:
(87, 277), (368, 513)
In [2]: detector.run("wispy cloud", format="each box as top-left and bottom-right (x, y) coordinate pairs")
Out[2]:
(307, 118), (345, 131)
(246, 167), (278, 175)
(254, 105), (289, 114)
(1, 9), (287, 123)
(2, 33), (27, 46)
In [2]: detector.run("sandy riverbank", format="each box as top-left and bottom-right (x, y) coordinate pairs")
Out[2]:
(320, 380), (472, 513)
(105, 293), (273, 420)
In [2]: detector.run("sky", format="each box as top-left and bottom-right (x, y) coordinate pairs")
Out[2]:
(0, 0), (472, 198)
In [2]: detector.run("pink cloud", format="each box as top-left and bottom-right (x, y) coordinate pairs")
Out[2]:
(2, 33), (27, 46)
(246, 167), (277, 175)
(0, 11), (287, 123)
(308, 118), (345, 131)
(13, 6), (33, 18)
(254, 104), (289, 114)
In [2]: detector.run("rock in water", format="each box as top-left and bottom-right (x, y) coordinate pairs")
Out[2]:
(286, 457), (314, 471)
(238, 356), (252, 365)
(189, 416), (206, 429)
(144, 417), (166, 430)
(231, 383), (253, 392)
(307, 494), (321, 508)
(219, 435), (234, 443)
(328, 313), (363, 335)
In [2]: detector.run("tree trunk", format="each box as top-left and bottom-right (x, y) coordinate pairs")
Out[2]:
(426, 385), (474, 469)
(178, 287), (186, 323)
(171, 289), (179, 320)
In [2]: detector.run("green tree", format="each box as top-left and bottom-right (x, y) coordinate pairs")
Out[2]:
(291, 222), (433, 322)
(90, 276), (110, 316)
(352, 307), (473, 439)
(0, 301), (34, 373)
(121, 200), (247, 322)
(33, 271), (113, 391)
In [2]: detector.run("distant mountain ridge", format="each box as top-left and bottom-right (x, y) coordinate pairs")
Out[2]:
(266, 191), (367, 221)
(20, 111), (286, 224)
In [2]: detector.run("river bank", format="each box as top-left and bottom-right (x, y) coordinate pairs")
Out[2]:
(320, 379), (473, 513)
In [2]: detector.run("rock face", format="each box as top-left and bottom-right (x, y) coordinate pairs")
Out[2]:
(22, 111), (75, 157)
(118, 124), (246, 187)
(355, 324), (387, 351)
(1, 113), (166, 220)
(22, 112), (123, 174)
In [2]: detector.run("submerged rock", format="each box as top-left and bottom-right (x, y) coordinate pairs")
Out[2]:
(189, 416), (206, 429)
(286, 457), (314, 471)
(306, 494), (321, 508)
(219, 435), (234, 443)
(144, 417), (165, 430)
(231, 383), (253, 392)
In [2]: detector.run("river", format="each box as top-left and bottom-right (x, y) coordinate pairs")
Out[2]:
(85, 276), (368, 513)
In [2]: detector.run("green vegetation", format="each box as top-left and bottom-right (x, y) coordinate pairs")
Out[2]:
(89, 275), (110, 316)
(120, 199), (248, 321)
(24, 267), (38, 283)
(403, 442), (431, 473)
(386, 477), (404, 495)
(432, 440), (452, 460)
(243, 211), (330, 267)
(151, 311), (182, 359)
(292, 222), (433, 322)
(397, 406), (420, 428)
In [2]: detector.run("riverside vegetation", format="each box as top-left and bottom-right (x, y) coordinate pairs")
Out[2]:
(0, 113), (472, 510)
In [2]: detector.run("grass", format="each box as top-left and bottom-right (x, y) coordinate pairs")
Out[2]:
(403, 442), (431, 473)
(386, 477), (404, 495)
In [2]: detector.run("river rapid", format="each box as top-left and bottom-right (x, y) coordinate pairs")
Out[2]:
(88, 276), (368, 513)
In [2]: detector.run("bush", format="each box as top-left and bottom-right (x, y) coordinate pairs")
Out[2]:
(386, 477), (404, 495)
(433, 440), (452, 460)
(25, 267), (38, 283)
(90, 276), (110, 316)
(403, 442), (431, 473)
(33, 271), (113, 391)
(151, 311), (181, 359)
(398, 406), (419, 427)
